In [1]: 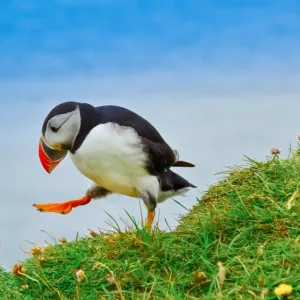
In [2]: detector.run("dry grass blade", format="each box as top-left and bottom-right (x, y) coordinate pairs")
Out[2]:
(285, 189), (299, 210)
(217, 261), (226, 291)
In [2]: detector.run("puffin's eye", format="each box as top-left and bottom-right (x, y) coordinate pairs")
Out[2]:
(50, 125), (59, 133)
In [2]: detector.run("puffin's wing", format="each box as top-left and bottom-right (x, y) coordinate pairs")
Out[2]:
(139, 137), (177, 173)
(97, 105), (178, 172)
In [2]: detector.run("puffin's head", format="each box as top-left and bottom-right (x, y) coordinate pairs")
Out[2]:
(39, 101), (81, 173)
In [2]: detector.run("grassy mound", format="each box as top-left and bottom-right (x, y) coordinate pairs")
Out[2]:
(0, 267), (21, 299)
(1, 149), (300, 299)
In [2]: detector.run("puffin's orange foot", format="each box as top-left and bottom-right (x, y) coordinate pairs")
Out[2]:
(33, 195), (91, 215)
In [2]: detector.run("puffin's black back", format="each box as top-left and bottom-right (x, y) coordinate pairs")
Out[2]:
(71, 104), (172, 152)
(96, 106), (168, 144)
(71, 104), (178, 175)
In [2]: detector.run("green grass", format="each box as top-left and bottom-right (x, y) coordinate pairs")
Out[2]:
(1, 147), (300, 299)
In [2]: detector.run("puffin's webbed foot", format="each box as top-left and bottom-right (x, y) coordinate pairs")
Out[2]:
(33, 195), (92, 214)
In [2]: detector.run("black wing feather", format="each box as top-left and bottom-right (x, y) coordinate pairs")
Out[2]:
(96, 105), (177, 174)
(139, 137), (176, 174)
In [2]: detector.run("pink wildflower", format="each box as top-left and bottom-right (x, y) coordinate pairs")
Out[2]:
(270, 148), (281, 155)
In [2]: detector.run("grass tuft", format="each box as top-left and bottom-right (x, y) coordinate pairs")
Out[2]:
(2, 146), (300, 299)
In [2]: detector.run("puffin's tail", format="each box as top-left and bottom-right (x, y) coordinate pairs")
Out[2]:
(172, 160), (195, 167)
(159, 169), (196, 191)
(172, 149), (195, 167)
(158, 169), (196, 203)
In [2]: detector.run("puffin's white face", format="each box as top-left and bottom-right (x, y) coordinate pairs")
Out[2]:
(39, 105), (81, 173)
(44, 106), (81, 149)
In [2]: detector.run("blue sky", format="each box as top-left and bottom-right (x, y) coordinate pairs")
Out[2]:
(1, 0), (300, 78)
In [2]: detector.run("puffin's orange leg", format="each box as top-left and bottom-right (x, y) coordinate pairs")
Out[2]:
(33, 195), (91, 215)
(146, 210), (156, 231)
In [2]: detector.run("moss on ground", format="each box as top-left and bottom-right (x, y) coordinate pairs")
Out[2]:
(1, 148), (300, 299)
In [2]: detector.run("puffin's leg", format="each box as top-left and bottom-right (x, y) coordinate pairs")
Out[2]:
(33, 185), (112, 215)
(146, 207), (156, 231)
(137, 176), (159, 231)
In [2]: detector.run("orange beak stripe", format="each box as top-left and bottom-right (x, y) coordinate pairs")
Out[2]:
(38, 137), (68, 174)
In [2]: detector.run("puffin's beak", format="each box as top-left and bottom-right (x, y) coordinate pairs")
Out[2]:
(38, 137), (68, 174)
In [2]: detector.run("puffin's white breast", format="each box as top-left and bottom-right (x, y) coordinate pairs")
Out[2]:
(69, 122), (149, 197)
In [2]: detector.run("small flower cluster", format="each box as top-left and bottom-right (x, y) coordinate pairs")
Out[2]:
(274, 283), (292, 298)
(58, 237), (67, 243)
(12, 243), (53, 292)
(30, 244), (51, 266)
(30, 244), (51, 256)
(194, 271), (207, 284)
(30, 245), (43, 256)
(270, 147), (281, 155)
(12, 264), (25, 276)
(76, 269), (86, 282)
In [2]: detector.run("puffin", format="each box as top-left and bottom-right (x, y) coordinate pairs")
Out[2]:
(34, 101), (196, 231)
